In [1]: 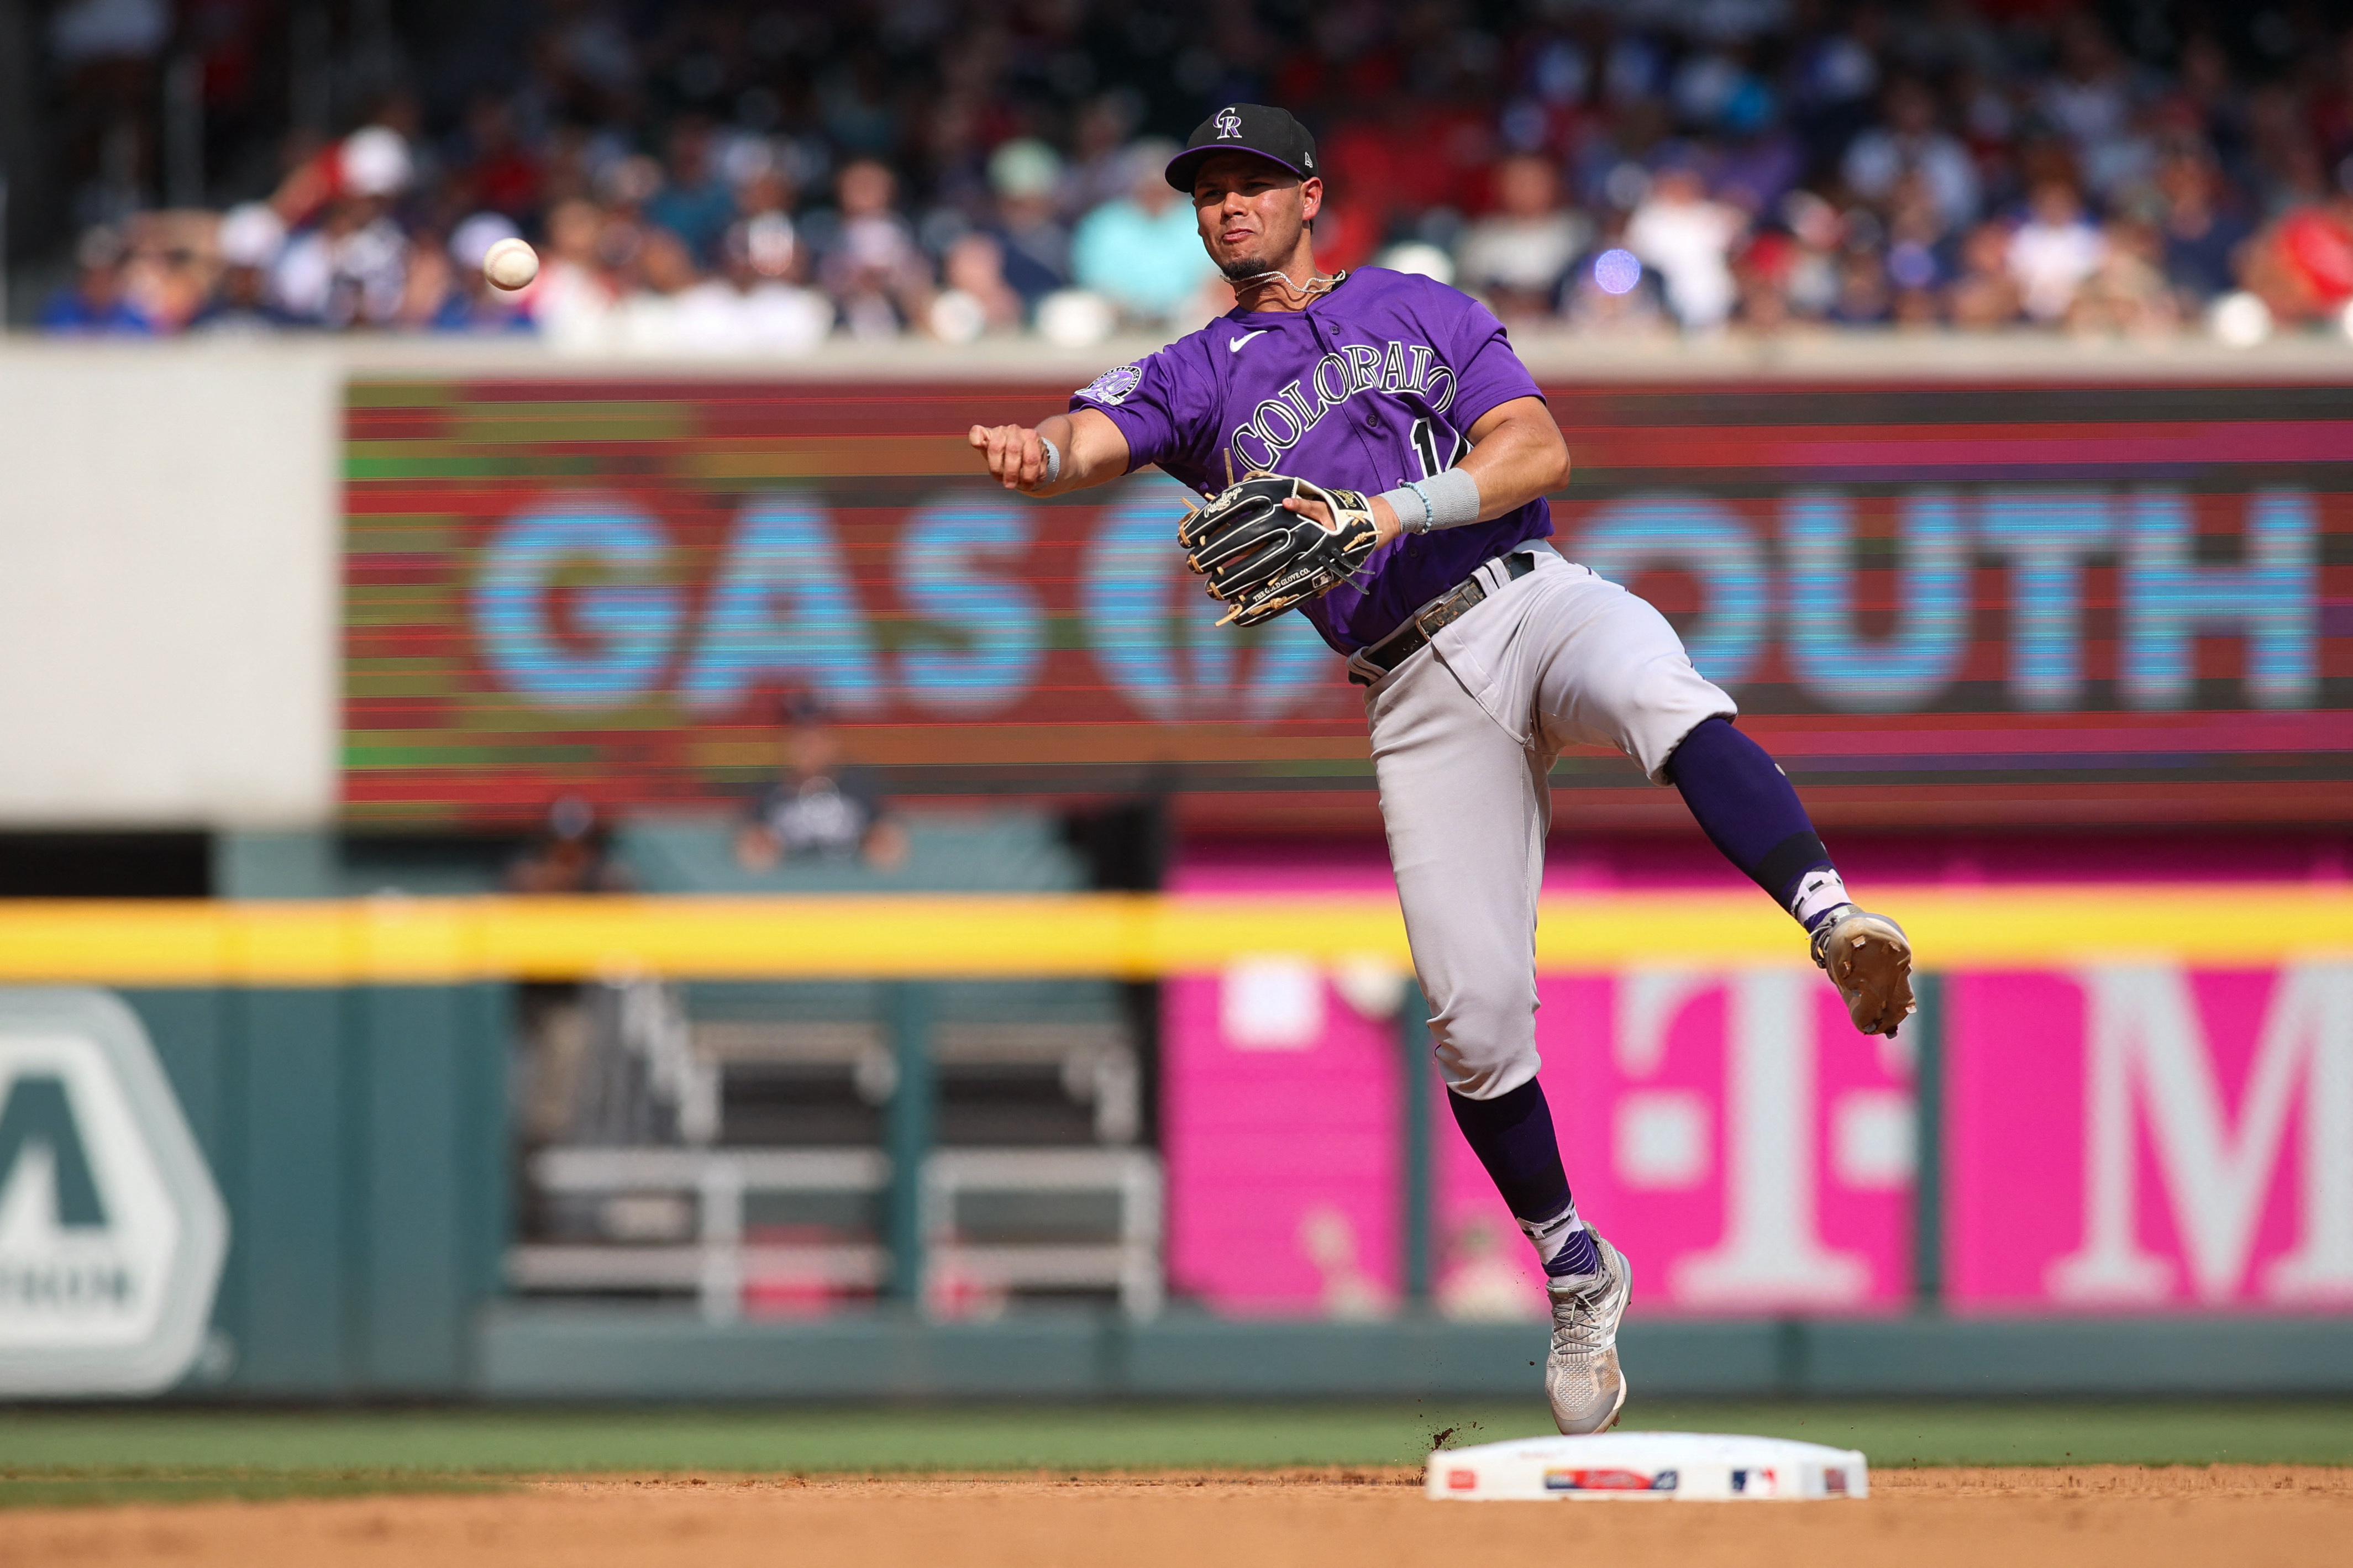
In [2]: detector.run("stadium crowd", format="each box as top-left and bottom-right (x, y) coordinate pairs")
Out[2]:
(35, 1), (2353, 346)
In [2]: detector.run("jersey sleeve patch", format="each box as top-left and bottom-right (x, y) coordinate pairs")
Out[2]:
(1075, 362), (1144, 406)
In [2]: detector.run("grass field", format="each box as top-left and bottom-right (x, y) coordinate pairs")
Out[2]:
(2, 1401), (2350, 1509)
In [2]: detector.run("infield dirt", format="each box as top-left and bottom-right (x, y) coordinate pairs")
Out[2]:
(1, 1465), (2345, 1567)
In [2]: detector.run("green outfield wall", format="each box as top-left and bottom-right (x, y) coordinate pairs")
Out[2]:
(118, 986), (511, 1397)
(0, 974), (2330, 1402)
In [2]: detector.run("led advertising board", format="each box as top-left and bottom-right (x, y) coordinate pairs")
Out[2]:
(345, 380), (2353, 828)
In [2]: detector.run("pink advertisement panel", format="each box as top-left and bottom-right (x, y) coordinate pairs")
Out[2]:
(1947, 965), (2353, 1313)
(1475, 974), (1917, 1319)
(1165, 965), (1918, 1320)
(1164, 848), (2353, 1318)
(1163, 971), (1402, 1317)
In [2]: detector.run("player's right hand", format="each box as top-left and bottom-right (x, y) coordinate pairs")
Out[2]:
(968, 423), (1048, 492)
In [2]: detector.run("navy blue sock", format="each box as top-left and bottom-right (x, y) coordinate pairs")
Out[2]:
(1447, 1079), (1601, 1278)
(1666, 716), (1843, 926)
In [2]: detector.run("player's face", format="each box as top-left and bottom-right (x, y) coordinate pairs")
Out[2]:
(1191, 153), (1322, 279)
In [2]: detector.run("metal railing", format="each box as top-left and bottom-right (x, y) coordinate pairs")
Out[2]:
(510, 1140), (1163, 1322)
(921, 1148), (1163, 1320)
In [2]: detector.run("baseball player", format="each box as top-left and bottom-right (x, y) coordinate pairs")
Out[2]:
(969, 104), (1914, 1435)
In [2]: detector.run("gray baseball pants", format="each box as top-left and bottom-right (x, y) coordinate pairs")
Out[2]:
(1354, 544), (1736, 1101)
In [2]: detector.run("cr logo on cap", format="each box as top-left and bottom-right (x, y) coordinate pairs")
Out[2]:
(1215, 107), (1242, 139)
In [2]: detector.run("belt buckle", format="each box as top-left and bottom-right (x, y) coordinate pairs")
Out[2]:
(1421, 578), (1479, 639)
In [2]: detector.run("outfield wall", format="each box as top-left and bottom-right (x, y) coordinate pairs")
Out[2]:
(0, 893), (2349, 1399)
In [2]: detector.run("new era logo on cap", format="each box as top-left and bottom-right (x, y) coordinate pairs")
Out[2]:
(1165, 104), (1320, 191)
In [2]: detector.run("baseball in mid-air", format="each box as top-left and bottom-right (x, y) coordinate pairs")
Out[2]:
(482, 236), (540, 291)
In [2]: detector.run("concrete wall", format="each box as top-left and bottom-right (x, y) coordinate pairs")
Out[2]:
(480, 1306), (2353, 1401)
(0, 344), (339, 825)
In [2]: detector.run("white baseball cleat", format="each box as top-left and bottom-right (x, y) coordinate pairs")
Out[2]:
(1810, 904), (1916, 1038)
(1545, 1233), (1631, 1435)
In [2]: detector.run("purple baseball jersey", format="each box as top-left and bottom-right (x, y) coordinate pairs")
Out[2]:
(1069, 266), (1554, 655)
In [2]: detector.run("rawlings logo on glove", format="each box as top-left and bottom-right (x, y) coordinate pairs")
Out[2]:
(1178, 474), (1381, 627)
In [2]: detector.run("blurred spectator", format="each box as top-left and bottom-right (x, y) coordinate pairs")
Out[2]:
(106, 212), (216, 330)
(1830, 246), (1893, 326)
(507, 796), (632, 895)
(2067, 219), (2179, 336)
(2006, 181), (2107, 324)
(2156, 150), (2253, 305)
(1070, 140), (1217, 325)
(1891, 277), (1941, 330)
(270, 127), (416, 328)
(191, 204), (296, 334)
(39, 226), (155, 333)
(1455, 154), (1590, 322)
(2241, 194), (2353, 325)
(1626, 166), (1745, 331)
(1883, 175), (1954, 300)
(1777, 190), (1846, 320)
(732, 157), (799, 232)
(531, 198), (623, 350)
(644, 118), (737, 266)
(1947, 220), (2024, 328)
(703, 214), (834, 355)
(724, 161), (823, 304)
(396, 232), (461, 331)
(818, 159), (933, 339)
(612, 228), (705, 353)
(1841, 78), (1979, 234)
(985, 139), (1073, 309)
(736, 701), (908, 873)
(932, 233), (1027, 341)
(1734, 229), (1800, 333)
(506, 795), (631, 1164)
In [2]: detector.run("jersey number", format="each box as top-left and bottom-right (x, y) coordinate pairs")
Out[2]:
(1411, 418), (1465, 480)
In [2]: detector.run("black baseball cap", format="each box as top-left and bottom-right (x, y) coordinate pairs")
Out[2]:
(1164, 104), (1319, 193)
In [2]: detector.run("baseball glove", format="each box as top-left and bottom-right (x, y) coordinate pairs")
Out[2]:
(1178, 474), (1382, 627)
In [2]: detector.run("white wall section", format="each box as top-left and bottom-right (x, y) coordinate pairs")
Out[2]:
(0, 344), (339, 825)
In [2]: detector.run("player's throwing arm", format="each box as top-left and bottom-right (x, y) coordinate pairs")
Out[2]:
(967, 408), (1131, 497)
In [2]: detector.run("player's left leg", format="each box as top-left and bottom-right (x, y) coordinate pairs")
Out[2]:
(1661, 716), (1915, 1035)
(1500, 551), (1915, 1036)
